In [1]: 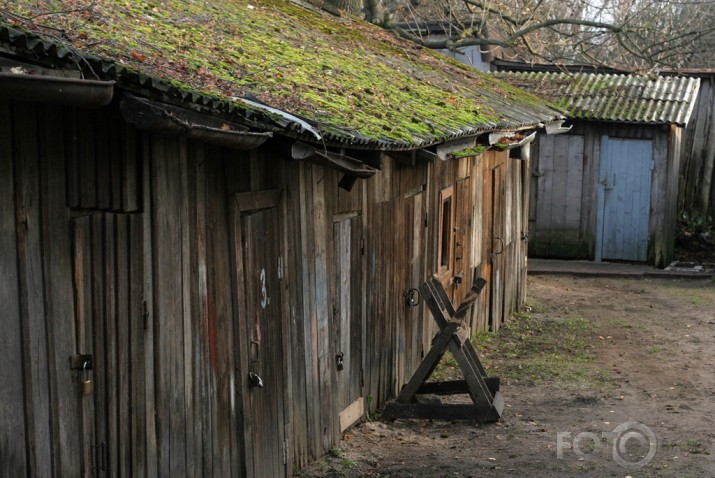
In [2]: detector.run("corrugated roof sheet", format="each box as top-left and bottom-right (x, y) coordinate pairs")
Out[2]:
(0, 1), (563, 151)
(492, 71), (700, 126)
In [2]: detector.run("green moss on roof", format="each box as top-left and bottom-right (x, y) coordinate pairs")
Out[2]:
(2, 0), (561, 146)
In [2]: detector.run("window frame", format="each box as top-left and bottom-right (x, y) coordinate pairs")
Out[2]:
(436, 186), (455, 278)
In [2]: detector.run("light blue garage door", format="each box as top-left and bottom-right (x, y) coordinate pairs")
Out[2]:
(596, 137), (653, 262)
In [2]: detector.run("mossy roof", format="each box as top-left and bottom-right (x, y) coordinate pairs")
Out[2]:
(1, 0), (563, 149)
(493, 71), (700, 126)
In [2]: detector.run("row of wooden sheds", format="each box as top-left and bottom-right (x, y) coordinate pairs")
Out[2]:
(0, 6), (566, 478)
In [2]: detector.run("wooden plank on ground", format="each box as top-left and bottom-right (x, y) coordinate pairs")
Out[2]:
(339, 397), (365, 433)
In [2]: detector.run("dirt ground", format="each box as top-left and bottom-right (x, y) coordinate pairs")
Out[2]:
(297, 274), (715, 477)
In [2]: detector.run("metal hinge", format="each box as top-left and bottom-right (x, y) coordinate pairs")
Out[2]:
(283, 439), (289, 465)
(424, 212), (428, 228)
(360, 237), (365, 256)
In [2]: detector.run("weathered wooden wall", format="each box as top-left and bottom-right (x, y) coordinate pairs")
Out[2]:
(0, 97), (530, 477)
(529, 122), (679, 267)
(679, 74), (715, 220)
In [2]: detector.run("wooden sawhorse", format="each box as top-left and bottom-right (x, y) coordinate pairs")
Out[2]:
(383, 278), (503, 422)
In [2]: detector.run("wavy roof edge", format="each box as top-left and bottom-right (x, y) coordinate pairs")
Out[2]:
(492, 71), (700, 127)
(0, 23), (563, 151)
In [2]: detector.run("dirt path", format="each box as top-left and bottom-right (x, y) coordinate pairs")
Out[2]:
(297, 275), (715, 477)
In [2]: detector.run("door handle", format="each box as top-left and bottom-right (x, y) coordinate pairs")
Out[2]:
(493, 236), (504, 255)
(490, 237), (504, 264)
(248, 372), (264, 388)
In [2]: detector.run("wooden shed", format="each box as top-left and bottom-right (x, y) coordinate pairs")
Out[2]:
(675, 69), (715, 220)
(0, 2), (563, 477)
(494, 71), (700, 267)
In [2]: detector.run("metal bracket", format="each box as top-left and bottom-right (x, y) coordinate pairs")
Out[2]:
(403, 288), (421, 307)
(69, 354), (93, 371)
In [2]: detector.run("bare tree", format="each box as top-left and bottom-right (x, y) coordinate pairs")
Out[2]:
(324, 0), (715, 71)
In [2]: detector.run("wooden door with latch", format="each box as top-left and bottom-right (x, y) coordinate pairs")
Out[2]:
(489, 163), (506, 330)
(72, 213), (145, 477)
(232, 189), (287, 478)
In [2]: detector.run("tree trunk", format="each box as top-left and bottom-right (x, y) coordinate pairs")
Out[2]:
(324, 0), (364, 16)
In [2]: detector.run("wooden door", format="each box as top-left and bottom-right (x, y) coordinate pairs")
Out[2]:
(489, 165), (505, 329)
(597, 137), (653, 261)
(333, 215), (364, 432)
(72, 213), (145, 477)
(533, 134), (585, 247)
(233, 191), (286, 478)
(453, 178), (471, 306)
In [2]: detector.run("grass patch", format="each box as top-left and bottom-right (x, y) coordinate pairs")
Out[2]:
(430, 352), (459, 380)
(608, 318), (633, 329)
(659, 280), (715, 308)
(468, 310), (608, 388)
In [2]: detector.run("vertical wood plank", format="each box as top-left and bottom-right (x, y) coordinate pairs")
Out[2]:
(72, 216), (94, 478)
(192, 143), (211, 477)
(95, 110), (111, 210)
(129, 211), (147, 477)
(79, 114), (97, 208)
(229, 175), (252, 478)
(312, 166), (335, 450)
(297, 162), (321, 459)
(0, 100), (28, 477)
(206, 147), (237, 476)
(178, 138), (197, 477)
(14, 102), (53, 477)
(124, 122), (140, 212)
(108, 108), (123, 211)
(116, 213), (131, 476)
(152, 135), (187, 476)
(142, 133), (158, 478)
(90, 214), (108, 475)
(65, 108), (81, 209)
(105, 214), (120, 476)
(38, 104), (82, 477)
(284, 161), (307, 468)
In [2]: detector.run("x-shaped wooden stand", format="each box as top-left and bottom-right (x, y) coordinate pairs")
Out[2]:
(383, 278), (503, 422)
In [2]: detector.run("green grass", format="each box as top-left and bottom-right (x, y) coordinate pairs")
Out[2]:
(659, 281), (715, 308)
(464, 310), (609, 389)
(608, 318), (633, 329)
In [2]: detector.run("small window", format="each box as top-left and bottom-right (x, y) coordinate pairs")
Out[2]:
(437, 187), (454, 275)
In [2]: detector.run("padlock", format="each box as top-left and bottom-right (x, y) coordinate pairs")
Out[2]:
(82, 361), (93, 396)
